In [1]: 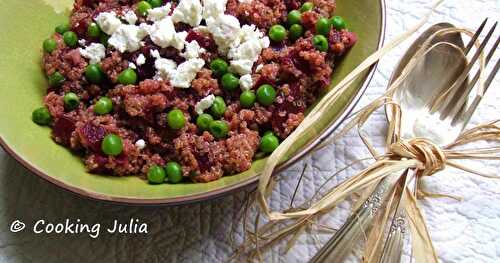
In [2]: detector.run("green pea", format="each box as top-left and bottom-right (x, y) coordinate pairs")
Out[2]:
(240, 90), (256, 108)
(300, 2), (314, 13)
(137, 1), (152, 16)
(316, 17), (331, 36)
(269, 24), (287, 42)
(210, 96), (226, 118)
(210, 58), (229, 77)
(221, 72), (240, 91)
(165, 161), (183, 184)
(63, 31), (78, 48)
(94, 97), (113, 115)
(43, 39), (57, 53)
(287, 10), (302, 26)
(101, 134), (123, 156)
(87, 22), (102, 38)
(100, 34), (110, 46)
(117, 68), (138, 85)
(147, 165), (166, 184)
(289, 24), (304, 41)
(209, 120), (229, 139)
(196, 113), (214, 131)
(312, 35), (329, 52)
(85, 64), (104, 84)
(330, 16), (347, 30)
(48, 72), (66, 87)
(55, 23), (70, 34)
(148, 0), (163, 8)
(32, 107), (52, 126)
(256, 84), (277, 106)
(63, 92), (80, 110)
(260, 134), (280, 153)
(167, 109), (186, 130)
(263, 131), (274, 137)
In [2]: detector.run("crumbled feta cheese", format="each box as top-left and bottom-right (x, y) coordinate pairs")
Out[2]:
(108, 24), (148, 52)
(207, 14), (241, 53)
(170, 58), (205, 88)
(238, 0), (253, 3)
(202, 0), (227, 19)
(150, 49), (161, 59)
(129, 62), (137, 69)
(226, 24), (269, 75)
(239, 74), (253, 90)
(229, 59), (254, 75)
(181, 41), (206, 59)
(135, 139), (146, 150)
(195, 94), (215, 115)
(95, 12), (122, 35)
(193, 25), (209, 34)
(172, 0), (203, 27)
(124, 10), (138, 24)
(255, 64), (264, 72)
(154, 57), (178, 80)
(144, 17), (187, 50)
(136, 54), (146, 66)
(79, 43), (106, 64)
(147, 4), (172, 22)
(78, 39), (87, 46)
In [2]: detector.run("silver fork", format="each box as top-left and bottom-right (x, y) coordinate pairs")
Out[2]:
(309, 19), (500, 263)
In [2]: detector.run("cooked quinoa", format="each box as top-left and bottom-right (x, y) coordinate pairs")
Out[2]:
(36, 0), (357, 183)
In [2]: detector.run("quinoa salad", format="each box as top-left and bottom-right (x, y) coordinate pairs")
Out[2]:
(32, 0), (357, 184)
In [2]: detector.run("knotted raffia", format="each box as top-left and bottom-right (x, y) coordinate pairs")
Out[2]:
(389, 138), (447, 177)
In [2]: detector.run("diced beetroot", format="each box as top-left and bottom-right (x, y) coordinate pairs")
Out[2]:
(186, 30), (216, 51)
(79, 122), (106, 152)
(195, 153), (212, 172)
(115, 154), (128, 166)
(284, 0), (301, 10)
(52, 115), (76, 145)
(344, 32), (358, 48)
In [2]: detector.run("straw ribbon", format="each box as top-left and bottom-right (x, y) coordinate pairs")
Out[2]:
(389, 138), (447, 177)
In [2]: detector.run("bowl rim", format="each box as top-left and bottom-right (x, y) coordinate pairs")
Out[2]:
(0, 0), (387, 206)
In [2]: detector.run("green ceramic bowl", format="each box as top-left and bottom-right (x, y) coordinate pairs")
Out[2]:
(0, 0), (385, 205)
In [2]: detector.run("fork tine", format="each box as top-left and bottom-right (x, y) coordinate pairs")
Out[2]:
(460, 57), (500, 127)
(450, 35), (500, 121)
(464, 18), (488, 55)
(430, 21), (497, 116)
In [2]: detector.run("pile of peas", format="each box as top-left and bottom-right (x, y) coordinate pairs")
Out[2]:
(268, 2), (347, 52)
(206, 58), (281, 153)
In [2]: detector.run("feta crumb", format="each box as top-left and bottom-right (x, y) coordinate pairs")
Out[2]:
(95, 12), (122, 35)
(154, 57), (178, 80)
(172, 0), (203, 27)
(195, 94), (215, 115)
(150, 49), (161, 59)
(129, 62), (137, 69)
(136, 54), (146, 66)
(135, 139), (146, 150)
(124, 10), (138, 24)
(255, 64), (264, 72)
(79, 43), (106, 64)
(202, 0), (227, 19)
(108, 24), (148, 52)
(229, 59), (254, 75)
(239, 74), (253, 90)
(144, 17), (186, 50)
(147, 4), (172, 22)
(181, 41), (206, 59)
(170, 58), (205, 88)
(207, 14), (241, 53)
(78, 39), (87, 46)
(238, 0), (253, 3)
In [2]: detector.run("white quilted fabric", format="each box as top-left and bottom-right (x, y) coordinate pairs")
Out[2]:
(0, 0), (499, 262)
